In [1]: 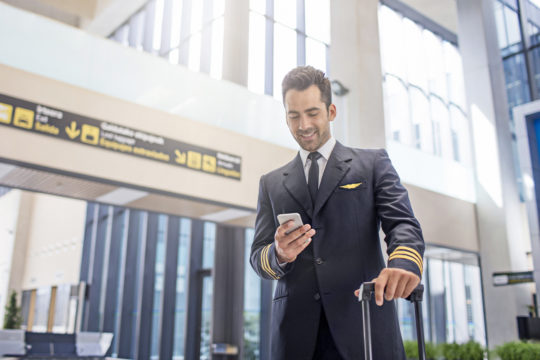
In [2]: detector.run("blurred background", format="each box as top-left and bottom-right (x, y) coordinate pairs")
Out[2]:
(0, 0), (540, 358)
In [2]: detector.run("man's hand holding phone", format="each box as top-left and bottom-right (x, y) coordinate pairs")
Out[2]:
(274, 214), (315, 264)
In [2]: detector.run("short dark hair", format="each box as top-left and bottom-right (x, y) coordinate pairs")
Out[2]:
(281, 66), (332, 109)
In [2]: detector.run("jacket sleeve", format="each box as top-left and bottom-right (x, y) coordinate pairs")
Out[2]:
(250, 175), (294, 280)
(373, 149), (425, 278)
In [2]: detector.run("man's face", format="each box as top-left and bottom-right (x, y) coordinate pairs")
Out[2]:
(284, 85), (336, 152)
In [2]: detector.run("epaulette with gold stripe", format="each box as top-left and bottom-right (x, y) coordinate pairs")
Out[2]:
(261, 244), (279, 280)
(388, 246), (423, 274)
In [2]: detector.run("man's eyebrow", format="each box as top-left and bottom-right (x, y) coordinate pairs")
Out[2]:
(305, 107), (321, 113)
(287, 110), (300, 115)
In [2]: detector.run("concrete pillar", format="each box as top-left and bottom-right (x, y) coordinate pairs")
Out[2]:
(456, 0), (531, 348)
(222, 0), (249, 86)
(329, 0), (386, 149)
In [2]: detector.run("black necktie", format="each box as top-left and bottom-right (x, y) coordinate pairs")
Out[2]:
(308, 152), (322, 205)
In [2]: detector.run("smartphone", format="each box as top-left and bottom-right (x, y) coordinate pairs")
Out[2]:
(277, 213), (304, 234)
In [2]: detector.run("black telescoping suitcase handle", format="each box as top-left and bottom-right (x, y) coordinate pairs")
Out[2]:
(358, 281), (426, 360)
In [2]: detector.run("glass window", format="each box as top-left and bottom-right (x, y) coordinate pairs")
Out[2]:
(379, 4), (469, 163)
(430, 96), (452, 159)
(383, 76), (411, 145)
(173, 218), (191, 359)
(131, 212), (148, 358)
(404, 18), (428, 90)
(52, 284), (71, 333)
(306, 38), (327, 75)
(305, 0), (331, 44)
(244, 228), (261, 359)
(273, 23), (297, 100)
(33, 287), (51, 332)
(200, 276), (213, 360)
(379, 6), (407, 79)
(152, 0), (165, 53)
(274, 0), (296, 29)
(110, 0), (224, 79)
(503, 53), (532, 109)
(203, 222), (216, 269)
(248, 0), (331, 96)
(495, 1), (509, 50)
(505, 5), (522, 49)
(150, 215), (168, 359)
(169, 0), (184, 54)
(20, 290), (32, 330)
(424, 31), (447, 101)
(410, 87), (432, 153)
(444, 42), (467, 109)
(250, 0), (266, 14)
(530, 47), (540, 98)
(210, 16), (225, 79)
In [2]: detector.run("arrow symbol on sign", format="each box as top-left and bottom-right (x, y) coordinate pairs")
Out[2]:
(65, 121), (80, 139)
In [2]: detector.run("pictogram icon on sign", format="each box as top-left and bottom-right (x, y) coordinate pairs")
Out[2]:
(202, 154), (217, 173)
(175, 150), (187, 164)
(0, 103), (13, 124)
(81, 124), (99, 145)
(13, 107), (34, 129)
(187, 151), (202, 169)
(65, 121), (80, 139)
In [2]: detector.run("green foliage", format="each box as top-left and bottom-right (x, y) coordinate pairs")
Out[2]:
(459, 341), (485, 360)
(403, 340), (439, 360)
(425, 342), (439, 360)
(441, 342), (462, 360)
(496, 341), (540, 360)
(243, 312), (260, 360)
(404, 340), (485, 360)
(404, 340), (419, 359)
(3, 291), (22, 329)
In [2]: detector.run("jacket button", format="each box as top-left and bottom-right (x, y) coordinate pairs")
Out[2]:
(315, 257), (324, 265)
(314, 292), (321, 301)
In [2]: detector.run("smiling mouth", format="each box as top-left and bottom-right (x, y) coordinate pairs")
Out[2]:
(299, 132), (317, 140)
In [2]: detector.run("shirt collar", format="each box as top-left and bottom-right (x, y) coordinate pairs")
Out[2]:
(299, 136), (336, 166)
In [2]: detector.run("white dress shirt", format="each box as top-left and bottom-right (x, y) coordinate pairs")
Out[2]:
(299, 136), (337, 188)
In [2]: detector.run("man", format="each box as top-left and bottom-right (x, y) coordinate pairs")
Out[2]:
(250, 66), (424, 359)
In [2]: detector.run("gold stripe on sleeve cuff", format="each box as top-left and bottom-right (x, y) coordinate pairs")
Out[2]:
(394, 246), (422, 264)
(261, 244), (278, 279)
(388, 253), (423, 274)
(390, 250), (423, 267)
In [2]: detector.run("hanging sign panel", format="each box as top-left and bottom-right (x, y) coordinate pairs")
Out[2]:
(0, 93), (242, 180)
(493, 271), (534, 286)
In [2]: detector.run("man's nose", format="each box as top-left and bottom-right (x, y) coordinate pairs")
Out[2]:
(298, 116), (311, 130)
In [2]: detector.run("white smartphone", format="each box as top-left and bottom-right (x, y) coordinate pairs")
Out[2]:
(277, 213), (304, 234)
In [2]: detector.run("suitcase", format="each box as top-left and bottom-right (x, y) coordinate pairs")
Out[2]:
(358, 281), (426, 360)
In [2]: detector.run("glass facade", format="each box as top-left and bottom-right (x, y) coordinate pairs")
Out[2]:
(173, 218), (191, 359)
(247, 0), (331, 99)
(396, 246), (486, 346)
(109, 0), (225, 79)
(79, 205), (198, 360)
(378, 4), (471, 166)
(243, 228), (261, 360)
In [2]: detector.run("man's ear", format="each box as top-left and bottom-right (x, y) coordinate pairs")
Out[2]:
(328, 104), (337, 122)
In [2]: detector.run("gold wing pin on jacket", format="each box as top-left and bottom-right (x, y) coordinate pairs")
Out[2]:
(339, 182), (363, 189)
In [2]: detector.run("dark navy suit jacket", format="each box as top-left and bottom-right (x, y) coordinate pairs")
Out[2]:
(250, 141), (425, 359)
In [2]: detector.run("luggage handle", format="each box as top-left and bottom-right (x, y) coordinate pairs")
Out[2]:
(358, 281), (426, 360)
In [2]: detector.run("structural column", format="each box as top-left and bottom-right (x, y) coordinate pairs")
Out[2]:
(329, 0), (386, 149)
(222, 0), (250, 86)
(456, 0), (531, 347)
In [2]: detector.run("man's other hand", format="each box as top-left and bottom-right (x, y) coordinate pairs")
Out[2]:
(353, 268), (420, 306)
(274, 222), (315, 263)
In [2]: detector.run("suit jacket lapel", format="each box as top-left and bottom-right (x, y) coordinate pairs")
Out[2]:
(282, 154), (313, 219)
(313, 142), (352, 217)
